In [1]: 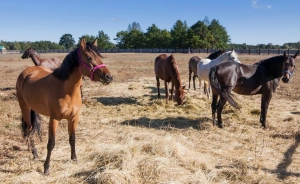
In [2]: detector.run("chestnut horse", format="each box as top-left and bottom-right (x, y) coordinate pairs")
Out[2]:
(209, 52), (298, 128)
(21, 47), (62, 71)
(188, 49), (225, 91)
(155, 54), (185, 105)
(16, 38), (113, 175)
(21, 47), (85, 98)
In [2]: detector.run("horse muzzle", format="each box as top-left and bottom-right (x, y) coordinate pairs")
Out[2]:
(101, 74), (113, 85)
(282, 77), (289, 83)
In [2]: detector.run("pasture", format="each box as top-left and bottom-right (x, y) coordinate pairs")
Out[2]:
(0, 52), (300, 183)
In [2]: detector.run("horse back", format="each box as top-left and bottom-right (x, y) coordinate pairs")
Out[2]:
(155, 54), (170, 81)
(189, 56), (201, 74)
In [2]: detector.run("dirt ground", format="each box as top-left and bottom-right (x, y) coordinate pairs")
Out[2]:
(0, 52), (300, 183)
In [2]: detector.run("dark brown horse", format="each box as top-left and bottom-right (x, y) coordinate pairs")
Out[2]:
(16, 38), (113, 175)
(155, 54), (185, 105)
(209, 52), (298, 128)
(21, 47), (62, 71)
(188, 49), (225, 91)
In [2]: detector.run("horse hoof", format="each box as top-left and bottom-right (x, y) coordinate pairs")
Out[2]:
(218, 124), (224, 128)
(44, 170), (50, 176)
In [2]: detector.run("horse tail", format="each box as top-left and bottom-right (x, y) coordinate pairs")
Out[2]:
(22, 110), (42, 141)
(209, 66), (240, 109)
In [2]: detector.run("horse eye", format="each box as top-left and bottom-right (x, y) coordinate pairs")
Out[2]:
(88, 57), (92, 61)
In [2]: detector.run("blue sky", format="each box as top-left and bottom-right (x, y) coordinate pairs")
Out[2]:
(1, 0), (299, 45)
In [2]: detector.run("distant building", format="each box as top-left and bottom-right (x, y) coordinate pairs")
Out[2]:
(0, 46), (7, 54)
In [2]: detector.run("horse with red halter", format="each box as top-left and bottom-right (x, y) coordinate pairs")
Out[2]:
(188, 49), (225, 91)
(209, 52), (298, 128)
(16, 38), (113, 175)
(21, 47), (62, 71)
(155, 54), (185, 105)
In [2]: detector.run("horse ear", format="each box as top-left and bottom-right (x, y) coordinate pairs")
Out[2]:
(283, 52), (287, 57)
(80, 38), (86, 50)
(92, 39), (98, 47)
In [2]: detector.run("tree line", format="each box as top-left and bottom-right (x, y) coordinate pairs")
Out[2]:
(1, 18), (300, 50)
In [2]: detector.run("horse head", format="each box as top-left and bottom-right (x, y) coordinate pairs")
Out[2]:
(21, 47), (34, 59)
(78, 38), (113, 84)
(175, 85), (186, 105)
(227, 50), (241, 63)
(282, 51), (298, 83)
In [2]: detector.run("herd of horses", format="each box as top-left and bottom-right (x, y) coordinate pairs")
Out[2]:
(18, 38), (298, 175)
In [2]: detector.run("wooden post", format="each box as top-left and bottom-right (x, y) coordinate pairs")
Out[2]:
(259, 48), (260, 55)
(288, 49), (290, 55)
(249, 49), (250, 55)
(207, 48), (208, 54)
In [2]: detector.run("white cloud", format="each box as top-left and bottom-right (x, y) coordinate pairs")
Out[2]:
(252, 0), (271, 9)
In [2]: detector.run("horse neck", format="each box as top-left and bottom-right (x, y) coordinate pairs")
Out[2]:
(211, 53), (229, 65)
(29, 51), (43, 66)
(63, 66), (82, 95)
(259, 56), (284, 77)
(169, 61), (182, 90)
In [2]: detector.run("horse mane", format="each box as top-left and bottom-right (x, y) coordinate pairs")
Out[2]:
(255, 55), (284, 66)
(207, 49), (224, 60)
(52, 43), (103, 81)
(52, 49), (79, 81)
(169, 54), (182, 86)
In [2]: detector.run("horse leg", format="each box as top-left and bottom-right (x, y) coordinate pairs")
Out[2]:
(68, 115), (79, 161)
(211, 92), (218, 126)
(198, 78), (202, 97)
(188, 69), (192, 90)
(44, 118), (59, 175)
(193, 74), (197, 90)
(156, 76), (160, 99)
(165, 81), (169, 103)
(170, 82), (174, 101)
(260, 92), (272, 129)
(217, 96), (227, 128)
(206, 82), (211, 99)
(17, 95), (39, 159)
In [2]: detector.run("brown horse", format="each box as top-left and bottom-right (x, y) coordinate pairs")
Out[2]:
(154, 54), (185, 105)
(21, 47), (86, 99)
(16, 38), (113, 175)
(188, 49), (225, 92)
(21, 47), (62, 71)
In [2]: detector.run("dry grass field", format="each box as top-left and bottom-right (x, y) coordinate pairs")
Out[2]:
(0, 51), (300, 184)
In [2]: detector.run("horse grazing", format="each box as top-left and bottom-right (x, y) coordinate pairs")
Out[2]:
(155, 54), (185, 105)
(188, 49), (225, 90)
(21, 47), (62, 71)
(209, 52), (298, 128)
(16, 38), (113, 175)
(197, 50), (241, 98)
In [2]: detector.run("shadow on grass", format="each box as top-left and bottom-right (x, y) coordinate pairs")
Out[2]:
(120, 116), (212, 130)
(262, 133), (300, 179)
(94, 97), (138, 105)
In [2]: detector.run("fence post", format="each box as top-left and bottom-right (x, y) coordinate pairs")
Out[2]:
(259, 48), (260, 55)
(288, 49), (290, 55)
(249, 49), (250, 55)
(268, 48), (270, 55)
(278, 49), (280, 55)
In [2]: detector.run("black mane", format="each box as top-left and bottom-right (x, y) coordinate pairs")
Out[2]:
(52, 42), (103, 81)
(207, 50), (224, 60)
(52, 48), (79, 81)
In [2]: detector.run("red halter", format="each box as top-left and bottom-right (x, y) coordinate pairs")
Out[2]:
(77, 48), (106, 81)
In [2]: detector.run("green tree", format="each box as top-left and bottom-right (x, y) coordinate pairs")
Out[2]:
(59, 34), (75, 49)
(96, 30), (114, 49)
(77, 35), (96, 46)
(127, 22), (143, 32)
(170, 20), (188, 48)
(187, 20), (209, 48)
(144, 24), (162, 48)
(114, 31), (129, 48)
(208, 19), (230, 48)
